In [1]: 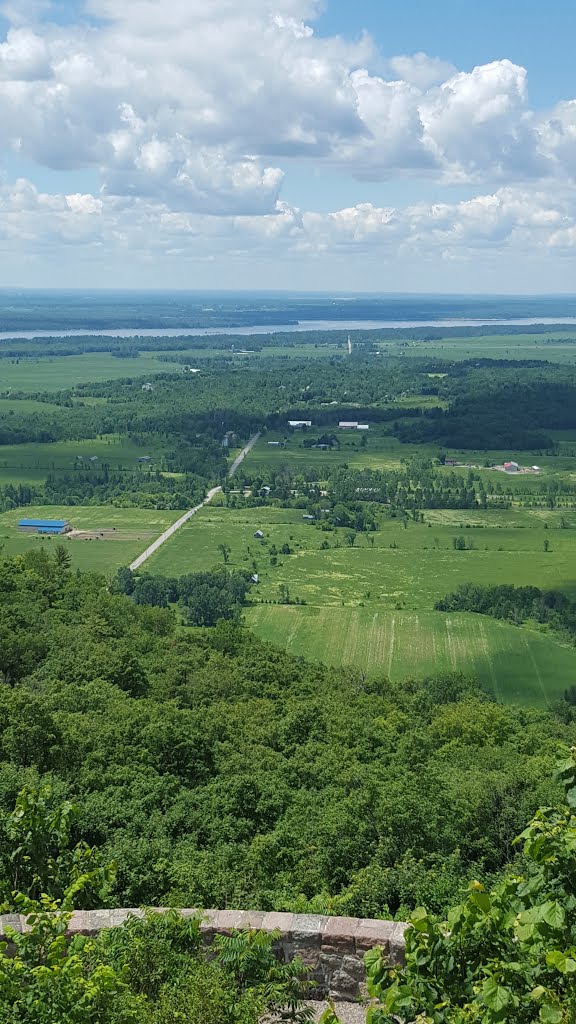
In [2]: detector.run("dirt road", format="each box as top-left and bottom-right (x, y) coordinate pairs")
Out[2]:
(129, 433), (260, 572)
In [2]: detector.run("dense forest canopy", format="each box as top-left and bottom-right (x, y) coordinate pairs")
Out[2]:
(0, 549), (571, 921)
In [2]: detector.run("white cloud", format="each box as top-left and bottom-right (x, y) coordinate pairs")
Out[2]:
(388, 52), (457, 90)
(2, 0), (576, 286)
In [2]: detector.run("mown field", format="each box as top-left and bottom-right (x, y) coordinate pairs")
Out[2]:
(0, 504), (177, 572)
(148, 503), (576, 704)
(245, 605), (576, 707)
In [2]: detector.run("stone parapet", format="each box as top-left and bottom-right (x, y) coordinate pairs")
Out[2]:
(0, 909), (407, 1001)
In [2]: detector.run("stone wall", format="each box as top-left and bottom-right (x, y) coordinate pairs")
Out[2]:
(0, 908), (407, 1001)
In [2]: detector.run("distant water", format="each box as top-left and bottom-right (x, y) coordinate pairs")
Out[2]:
(1, 317), (576, 340)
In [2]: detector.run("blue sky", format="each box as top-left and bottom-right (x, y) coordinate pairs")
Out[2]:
(1, 0), (576, 291)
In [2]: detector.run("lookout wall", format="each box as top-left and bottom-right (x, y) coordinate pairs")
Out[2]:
(0, 908), (407, 1001)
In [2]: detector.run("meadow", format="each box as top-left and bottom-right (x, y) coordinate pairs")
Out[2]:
(0, 434), (166, 485)
(245, 605), (576, 707)
(147, 503), (576, 704)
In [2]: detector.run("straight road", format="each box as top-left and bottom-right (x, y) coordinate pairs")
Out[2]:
(129, 432), (260, 572)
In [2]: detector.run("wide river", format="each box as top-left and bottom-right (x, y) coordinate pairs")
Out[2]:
(1, 317), (576, 340)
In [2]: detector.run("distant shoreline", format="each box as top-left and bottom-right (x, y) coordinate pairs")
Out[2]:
(2, 316), (576, 341)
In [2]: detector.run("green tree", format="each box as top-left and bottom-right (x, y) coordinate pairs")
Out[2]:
(218, 543), (232, 565)
(365, 748), (576, 1024)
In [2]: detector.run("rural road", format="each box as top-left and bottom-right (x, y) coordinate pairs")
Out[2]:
(128, 433), (260, 572)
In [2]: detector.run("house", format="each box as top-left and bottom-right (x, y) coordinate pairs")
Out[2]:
(288, 420), (312, 429)
(260, 485), (271, 495)
(339, 421), (359, 429)
(18, 518), (72, 535)
(142, 382), (154, 391)
(445, 458), (459, 466)
(251, 574), (260, 584)
(504, 461), (519, 473)
(254, 530), (264, 539)
(222, 436), (229, 448)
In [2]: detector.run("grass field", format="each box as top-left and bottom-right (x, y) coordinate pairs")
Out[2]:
(374, 333), (576, 364)
(0, 352), (172, 390)
(246, 605), (576, 707)
(148, 506), (576, 605)
(250, 428), (576, 484)
(0, 435), (166, 485)
(0, 505), (177, 572)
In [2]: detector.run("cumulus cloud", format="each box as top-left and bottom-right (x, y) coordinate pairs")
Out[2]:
(2, 0), (576, 284)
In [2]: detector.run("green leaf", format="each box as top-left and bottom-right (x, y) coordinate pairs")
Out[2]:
(481, 977), (510, 1013)
(541, 901), (566, 930)
(540, 1001), (563, 1023)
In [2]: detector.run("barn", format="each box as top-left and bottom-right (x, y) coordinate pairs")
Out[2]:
(18, 518), (72, 535)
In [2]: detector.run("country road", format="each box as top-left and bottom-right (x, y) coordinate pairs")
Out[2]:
(129, 432), (260, 572)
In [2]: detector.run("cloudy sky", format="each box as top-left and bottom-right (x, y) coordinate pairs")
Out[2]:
(1, 0), (576, 291)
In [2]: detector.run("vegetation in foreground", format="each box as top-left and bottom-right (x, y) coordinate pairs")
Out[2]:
(367, 748), (576, 1024)
(0, 548), (574, 921)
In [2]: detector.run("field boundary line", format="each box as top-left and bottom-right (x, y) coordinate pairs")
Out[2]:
(128, 433), (260, 572)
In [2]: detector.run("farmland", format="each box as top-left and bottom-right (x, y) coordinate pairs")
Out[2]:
(245, 605), (576, 707)
(0, 434), (166, 485)
(0, 504), (177, 572)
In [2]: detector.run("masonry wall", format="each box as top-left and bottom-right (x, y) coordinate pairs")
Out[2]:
(0, 908), (407, 1001)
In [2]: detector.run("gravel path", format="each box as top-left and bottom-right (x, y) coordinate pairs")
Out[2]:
(128, 432), (260, 571)
(305, 1000), (369, 1023)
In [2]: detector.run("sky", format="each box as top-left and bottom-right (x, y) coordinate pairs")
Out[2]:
(1, 0), (576, 292)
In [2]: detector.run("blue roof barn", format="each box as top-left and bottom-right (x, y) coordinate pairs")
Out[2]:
(18, 518), (72, 535)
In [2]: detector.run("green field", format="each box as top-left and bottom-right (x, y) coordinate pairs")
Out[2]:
(148, 506), (576, 604)
(0, 352), (172, 390)
(0, 435), (166, 485)
(246, 605), (576, 707)
(148, 503), (576, 704)
(373, 333), (576, 364)
(0, 505), (176, 572)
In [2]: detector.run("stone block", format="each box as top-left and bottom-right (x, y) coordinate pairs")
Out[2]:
(322, 916), (360, 953)
(329, 967), (361, 998)
(237, 910), (266, 931)
(389, 922), (408, 965)
(341, 955), (366, 981)
(261, 911), (295, 938)
(212, 909), (246, 934)
(291, 914), (328, 946)
(355, 919), (395, 952)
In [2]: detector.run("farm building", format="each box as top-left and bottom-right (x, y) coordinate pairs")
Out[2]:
(302, 514), (315, 521)
(18, 518), (72, 535)
(288, 420), (312, 429)
(504, 461), (519, 473)
(267, 441), (281, 446)
(254, 530), (264, 539)
(339, 421), (358, 429)
(357, 424), (370, 431)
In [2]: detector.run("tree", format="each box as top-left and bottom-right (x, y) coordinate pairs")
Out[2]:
(544, 537), (551, 552)
(54, 544), (72, 571)
(345, 531), (357, 547)
(365, 748), (576, 1024)
(218, 543), (232, 565)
